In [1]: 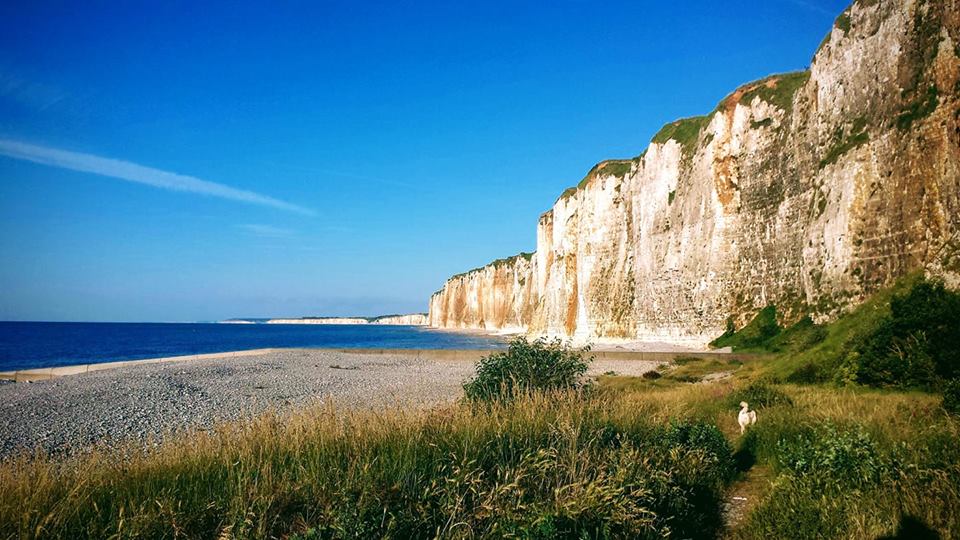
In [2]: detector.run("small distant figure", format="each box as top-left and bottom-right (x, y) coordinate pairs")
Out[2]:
(738, 401), (757, 434)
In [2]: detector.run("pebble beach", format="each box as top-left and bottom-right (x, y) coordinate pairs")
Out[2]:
(0, 348), (662, 459)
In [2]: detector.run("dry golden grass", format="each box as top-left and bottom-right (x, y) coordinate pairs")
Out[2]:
(0, 391), (737, 539)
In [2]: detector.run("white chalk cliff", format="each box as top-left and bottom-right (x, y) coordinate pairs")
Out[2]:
(429, 0), (960, 347)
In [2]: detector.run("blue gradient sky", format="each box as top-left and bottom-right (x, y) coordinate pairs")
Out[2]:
(0, 0), (849, 322)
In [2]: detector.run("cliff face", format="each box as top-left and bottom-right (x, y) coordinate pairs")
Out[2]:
(430, 0), (960, 347)
(373, 314), (429, 325)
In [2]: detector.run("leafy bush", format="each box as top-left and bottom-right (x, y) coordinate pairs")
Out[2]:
(851, 279), (960, 389)
(736, 423), (890, 536)
(943, 379), (960, 415)
(732, 384), (960, 539)
(463, 337), (592, 402)
(645, 421), (735, 533)
(727, 382), (793, 409)
(655, 421), (734, 476)
(776, 423), (886, 487)
(642, 370), (662, 380)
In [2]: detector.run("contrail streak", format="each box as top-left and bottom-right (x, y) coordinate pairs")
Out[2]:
(0, 139), (314, 215)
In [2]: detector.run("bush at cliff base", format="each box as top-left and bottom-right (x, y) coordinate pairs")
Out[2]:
(463, 336), (591, 402)
(943, 379), (960, 416)
(847, 279), (960, 390)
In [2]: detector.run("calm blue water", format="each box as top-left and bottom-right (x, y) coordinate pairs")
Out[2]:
(0, 322), (506, 371)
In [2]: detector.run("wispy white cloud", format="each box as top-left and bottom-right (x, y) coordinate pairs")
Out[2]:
(239, 223), (296, 238)
(0, 139), (315, 216)
(0, 69), (69, 112)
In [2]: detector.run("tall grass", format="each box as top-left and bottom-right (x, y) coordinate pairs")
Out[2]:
(729, 386), (960, 539)
(2, 378), (957, 538)
(0, 391), (734, 539)
(595, 375), (960, 538)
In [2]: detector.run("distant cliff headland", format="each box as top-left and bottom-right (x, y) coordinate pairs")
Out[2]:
(222, 314), (428, 326)
(429, 0), (960, 347)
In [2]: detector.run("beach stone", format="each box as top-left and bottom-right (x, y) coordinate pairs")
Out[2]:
(0, 349), (662, 459)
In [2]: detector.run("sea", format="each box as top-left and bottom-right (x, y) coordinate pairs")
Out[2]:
(0, 322), (506, 372)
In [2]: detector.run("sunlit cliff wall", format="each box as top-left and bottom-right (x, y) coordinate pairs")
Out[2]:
(429, 0), (960, 347)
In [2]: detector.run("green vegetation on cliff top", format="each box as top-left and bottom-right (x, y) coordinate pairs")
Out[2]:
(733, 70), (810, 114)
(557, 159), (635, 201)
(650, 114), (713, 156)
(448, 251), (534, 281)
(835, 11), (852, 34)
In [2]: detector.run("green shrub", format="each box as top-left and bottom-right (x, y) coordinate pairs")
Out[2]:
(776, 423), (886, 487)
(852, 279), (960, 389)
(463, 337), (592, 402)
(655, 420), (735, 479)
(727, 382), (793, 409)
(744, 422), (890, 537)
(645, 421), (735, 534)
(734, 392), (960, 539)
(943, 379), (960, 415)
(642, 370), (662, 380)
(888, 280), (960, 379)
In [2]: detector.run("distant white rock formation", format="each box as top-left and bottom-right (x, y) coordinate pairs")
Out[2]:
(221, 314), (428, 326)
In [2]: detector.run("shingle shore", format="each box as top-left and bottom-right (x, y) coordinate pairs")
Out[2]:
(0, 349), (661, 459)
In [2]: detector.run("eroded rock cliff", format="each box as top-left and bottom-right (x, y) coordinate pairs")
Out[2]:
(429, 0), (960, 347)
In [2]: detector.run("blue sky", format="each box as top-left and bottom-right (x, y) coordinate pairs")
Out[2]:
(0, 0), (849, 322)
